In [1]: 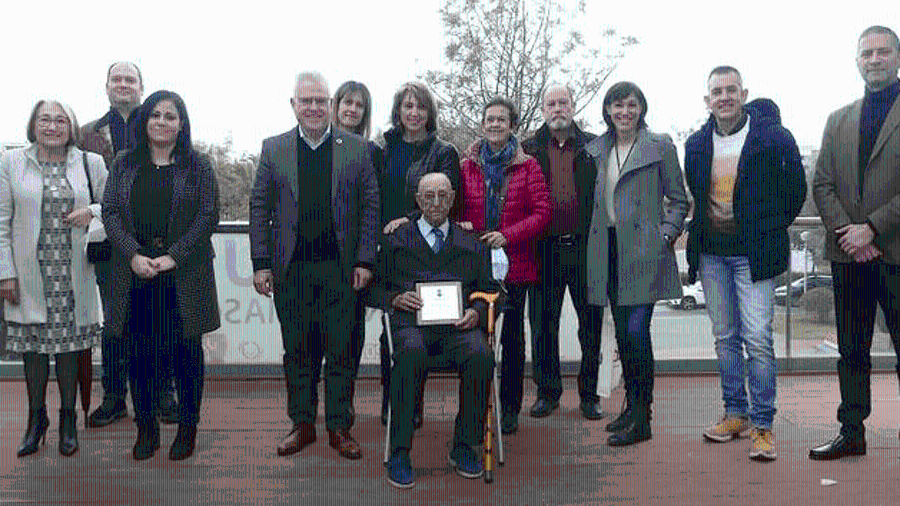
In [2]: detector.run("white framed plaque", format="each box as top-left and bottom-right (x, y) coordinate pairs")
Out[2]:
(415, 281), (463, 326)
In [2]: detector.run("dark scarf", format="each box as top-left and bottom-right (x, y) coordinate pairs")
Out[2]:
(479, 136), (516, 231)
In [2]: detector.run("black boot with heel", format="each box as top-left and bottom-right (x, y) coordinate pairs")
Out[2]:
(17, 408), (49, 457)
(58, 409), (79, 456)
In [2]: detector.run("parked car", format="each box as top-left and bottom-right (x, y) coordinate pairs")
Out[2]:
(668, 282), (705, 310)
(775, 275), (833, 305)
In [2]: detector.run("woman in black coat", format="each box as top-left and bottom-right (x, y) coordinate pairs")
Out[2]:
(102, 90), (220, 461)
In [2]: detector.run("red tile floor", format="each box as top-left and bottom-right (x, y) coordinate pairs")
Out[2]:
(1, 374), (897, 505)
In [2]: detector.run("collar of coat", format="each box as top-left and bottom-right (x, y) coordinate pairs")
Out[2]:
(688, 98), (783, 159)
(462, 136), (532, 170)
(392, 218), (480, 255)
(526, 122), (593, 151)
(585, 127), (667, 177)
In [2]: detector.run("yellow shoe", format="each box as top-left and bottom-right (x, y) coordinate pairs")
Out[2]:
(749, 427), (776, 461)
(703, 415), (750, 442)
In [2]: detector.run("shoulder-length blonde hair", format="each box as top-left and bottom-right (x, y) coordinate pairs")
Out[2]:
(26, 99), (81, 148)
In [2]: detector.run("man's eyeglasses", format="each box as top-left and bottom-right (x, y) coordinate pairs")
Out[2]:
(296, 97), (329, 107)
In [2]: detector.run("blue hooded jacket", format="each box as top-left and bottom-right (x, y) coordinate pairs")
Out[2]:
(684, 98), (807, 283)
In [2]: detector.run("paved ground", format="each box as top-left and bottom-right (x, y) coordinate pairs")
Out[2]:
(1, 373), (897, 505)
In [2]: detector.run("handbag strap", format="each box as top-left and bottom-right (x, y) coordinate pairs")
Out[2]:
(82, 151), (95, 204)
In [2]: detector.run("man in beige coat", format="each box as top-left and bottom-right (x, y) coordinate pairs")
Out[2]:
(810, 25), (900, 460)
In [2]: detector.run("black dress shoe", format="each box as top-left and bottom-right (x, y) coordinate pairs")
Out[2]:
(133, 421), (161, 461)
(529, 398), (559, 418)
(169, 424), (197, 461)
(606, 406), (633, 432)
(580, 401), (605, 420)
(607, 420), (652, 446)
(809, 433), (866, 460)
(88, 399), (128, 428)
(501, 411), (518, 434)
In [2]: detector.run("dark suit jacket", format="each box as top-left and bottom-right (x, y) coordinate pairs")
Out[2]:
(102, 153), (221, 337)
(248, 128), (380, 282)
(813, 96), (900, 264)
(374, 220), (500, 330)
(521, 123), (598, 239)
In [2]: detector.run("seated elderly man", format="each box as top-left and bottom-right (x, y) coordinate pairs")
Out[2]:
(376, 172), (499, 489)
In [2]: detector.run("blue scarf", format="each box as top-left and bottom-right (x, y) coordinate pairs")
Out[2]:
(479, 137), (516, 231)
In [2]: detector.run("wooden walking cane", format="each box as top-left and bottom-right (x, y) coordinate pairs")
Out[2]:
(469, 291), (499, 483)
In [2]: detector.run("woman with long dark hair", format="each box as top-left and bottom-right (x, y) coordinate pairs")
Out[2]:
(585, 81), (690, 446)
(102, 90), (220, 461)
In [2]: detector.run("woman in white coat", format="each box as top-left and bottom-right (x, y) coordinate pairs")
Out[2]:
(0, 100), (107, 457)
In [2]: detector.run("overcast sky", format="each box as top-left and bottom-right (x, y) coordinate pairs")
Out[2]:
(1, 0), (895, 157)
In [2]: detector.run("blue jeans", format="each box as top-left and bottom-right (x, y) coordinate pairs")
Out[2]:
(699, 254), (776, 429)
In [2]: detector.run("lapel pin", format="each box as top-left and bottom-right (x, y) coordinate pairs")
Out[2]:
(336, 138), (343, 145)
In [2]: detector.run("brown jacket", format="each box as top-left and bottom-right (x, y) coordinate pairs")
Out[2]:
(79, 118), (116, 170)
(813, 97), (900, 264)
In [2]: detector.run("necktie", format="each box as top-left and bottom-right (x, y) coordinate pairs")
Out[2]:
(432, 228), (445, 253)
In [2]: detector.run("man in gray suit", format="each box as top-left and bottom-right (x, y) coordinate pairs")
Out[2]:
(249, 71), (379, 460)
(811, 25), (900, 460)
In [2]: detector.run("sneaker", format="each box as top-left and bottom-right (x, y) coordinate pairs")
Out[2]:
(749, 427), (777, 461)
(703, 415), (750, 442)
(448, 444), (483, 479)
(386, 449), (415, 489)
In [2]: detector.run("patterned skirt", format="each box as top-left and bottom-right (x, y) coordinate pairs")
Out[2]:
(5, 161), (100, 355)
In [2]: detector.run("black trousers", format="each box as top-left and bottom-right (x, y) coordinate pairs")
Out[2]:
(831, 261), (900, 436)
(273, 260), (355, 430)
(389, 324), (494, 453)
(500, 283), (530, 414)
(529, 236), (603, 403)
(97, 261), (174, 404)
(127, 276), (204, 426)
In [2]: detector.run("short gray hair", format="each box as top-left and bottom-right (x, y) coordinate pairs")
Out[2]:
(293, 71), (329, 97)
(26, 99), (80, 148)
(542, 82), (576, 107)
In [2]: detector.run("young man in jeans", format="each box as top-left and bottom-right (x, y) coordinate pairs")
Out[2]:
(684, 66), (806, 461)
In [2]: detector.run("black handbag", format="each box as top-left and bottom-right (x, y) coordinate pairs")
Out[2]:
(83, 152), (112, 263)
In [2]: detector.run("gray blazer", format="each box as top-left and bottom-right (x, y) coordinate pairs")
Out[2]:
(248, 128), (379, 282)
(584, 128), (690, 306)
(813, 97), (900, 264)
